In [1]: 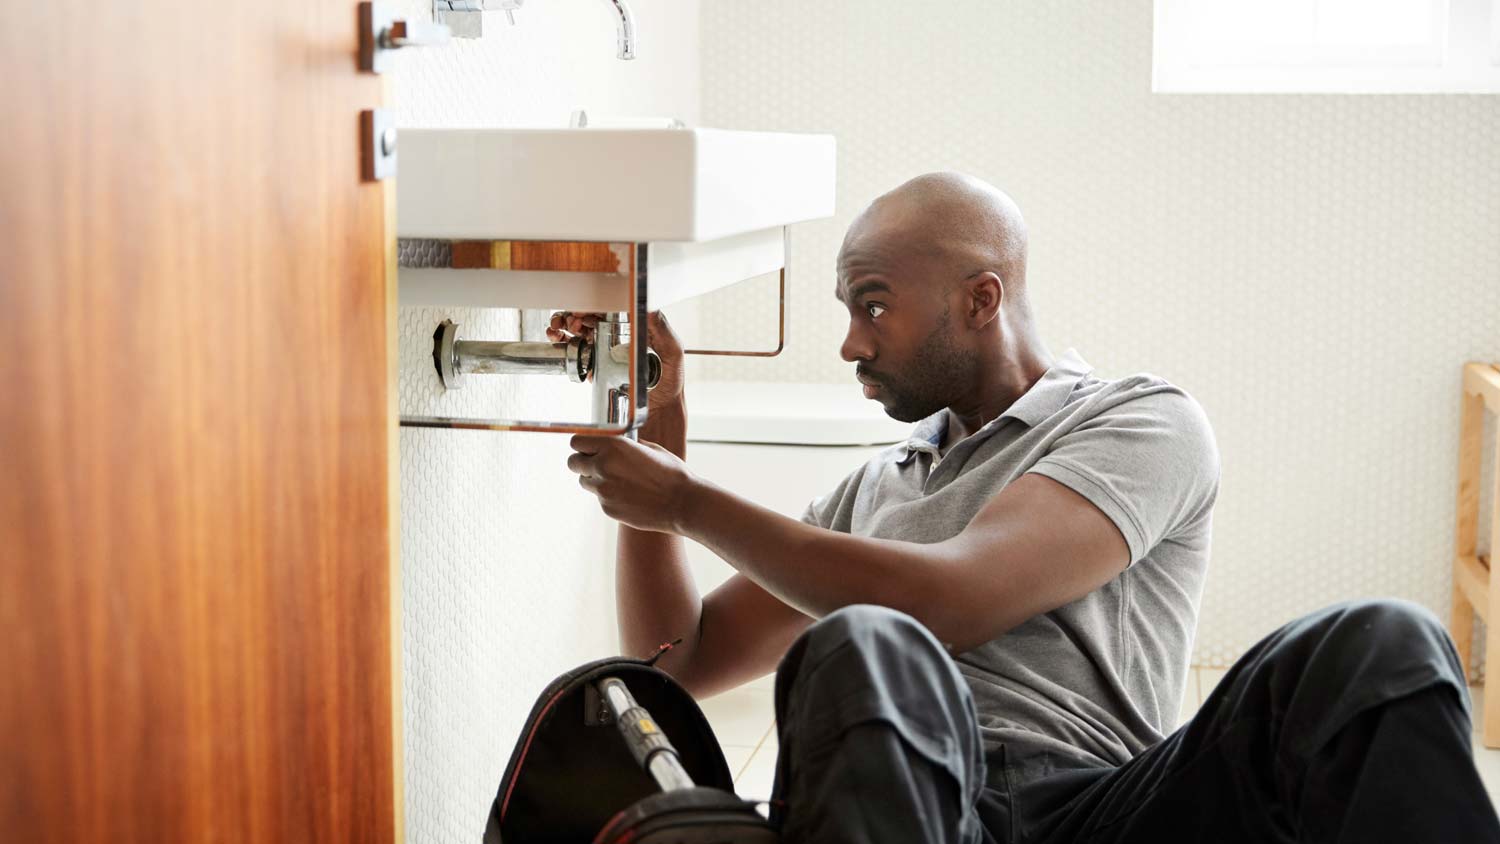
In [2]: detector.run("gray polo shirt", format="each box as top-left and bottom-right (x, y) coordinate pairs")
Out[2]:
(801, 349), (1220, 771)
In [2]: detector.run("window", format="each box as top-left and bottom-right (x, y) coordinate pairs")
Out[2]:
(1153, 0), (1500, 92)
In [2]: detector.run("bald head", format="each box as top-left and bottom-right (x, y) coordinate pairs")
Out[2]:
(832, 173), (1052, 424)
(840, 171), (1029, 301)
(833, 174), (1048, 424)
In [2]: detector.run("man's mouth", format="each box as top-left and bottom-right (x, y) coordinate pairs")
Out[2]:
(856, 371), (882, 398)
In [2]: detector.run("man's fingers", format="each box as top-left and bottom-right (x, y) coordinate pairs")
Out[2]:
(577, 474), (600, 494)
(547, 311), (605, 341)
(565, 452), (592, 476)
(570, 434), (606, 455)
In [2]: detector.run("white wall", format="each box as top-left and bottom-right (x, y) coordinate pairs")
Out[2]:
(698, 0), (1500, 667)
(387, 5), (1499, 836)
(390, 3), (699, 841)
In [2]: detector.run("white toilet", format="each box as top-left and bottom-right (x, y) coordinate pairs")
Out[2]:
(680, 381), (912, 594)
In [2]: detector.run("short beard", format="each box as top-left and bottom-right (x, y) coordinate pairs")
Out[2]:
(875, 308), (976, 423)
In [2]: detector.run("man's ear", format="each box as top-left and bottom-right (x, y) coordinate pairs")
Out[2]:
(966, 272), (1004, 328)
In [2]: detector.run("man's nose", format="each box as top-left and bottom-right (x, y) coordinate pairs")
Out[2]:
(840, 321), (873, 363)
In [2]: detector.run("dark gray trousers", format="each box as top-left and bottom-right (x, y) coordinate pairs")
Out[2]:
(768, 601), (1500, 843)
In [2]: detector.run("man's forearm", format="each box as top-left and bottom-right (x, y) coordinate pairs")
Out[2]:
(676, 479), (954, 625)
(616, 398), (701, 665)
(616, 526), (700, 660)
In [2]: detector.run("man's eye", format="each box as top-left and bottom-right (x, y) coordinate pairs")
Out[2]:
(867, 303), (886, 319)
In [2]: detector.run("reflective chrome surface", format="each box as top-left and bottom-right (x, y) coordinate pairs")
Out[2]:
(360, 1), (451, 74)
(455, 338), (587, 380)
(435, 318), (589, 388)
(598, 677), (694, 793)
(404, 243), (651, 435)
(601, 0), (635, 60)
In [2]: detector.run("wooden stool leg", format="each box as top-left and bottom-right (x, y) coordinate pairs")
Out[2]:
(1453, 585), (1474, 684)
(1463, 364), (1500, 747)
(1454, 386), (1484, 692)
(1486, 407), (1500, 748)
(1487, 592), (1500, 748)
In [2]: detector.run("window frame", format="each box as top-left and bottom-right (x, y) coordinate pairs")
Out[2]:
(1153, 0), (1500, 94)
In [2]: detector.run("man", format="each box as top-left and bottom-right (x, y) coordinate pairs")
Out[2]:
(558, 172), (1498, 842)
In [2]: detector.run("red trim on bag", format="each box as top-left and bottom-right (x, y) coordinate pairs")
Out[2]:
(591, 807), (631, 843)
(498, 684), (572, 820)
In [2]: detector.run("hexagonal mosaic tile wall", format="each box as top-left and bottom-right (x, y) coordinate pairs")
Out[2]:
(697, 0), (1500, 668)
(390, 2), (701, 840)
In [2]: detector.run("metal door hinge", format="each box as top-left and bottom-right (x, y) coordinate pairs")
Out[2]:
(361, 109), (396, 182)
(360, 1), (452, 74)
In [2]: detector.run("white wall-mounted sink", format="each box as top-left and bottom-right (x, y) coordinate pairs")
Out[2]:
(395, 128), (838, 433)
(398, 128), (836, 243)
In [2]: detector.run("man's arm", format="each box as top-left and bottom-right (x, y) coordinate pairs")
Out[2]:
(613, 396), (813, 698)
(580, 376), (1216, 669)
(576, 311), (812, 698)
(675, 472), (1129, 652)
(613, 396), (699, 660)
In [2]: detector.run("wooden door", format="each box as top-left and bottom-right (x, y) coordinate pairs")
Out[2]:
(0, 3), (399, 842)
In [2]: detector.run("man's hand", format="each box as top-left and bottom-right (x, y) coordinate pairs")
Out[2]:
(547, 310), (685, 411)
(567, 435), (698, 533)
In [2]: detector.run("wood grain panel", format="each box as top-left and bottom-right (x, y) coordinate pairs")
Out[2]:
(0, 3), (397, 842)
(449, 239), (623, 272)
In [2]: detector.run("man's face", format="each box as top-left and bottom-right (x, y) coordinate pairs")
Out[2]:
(836, 231), (976, 423)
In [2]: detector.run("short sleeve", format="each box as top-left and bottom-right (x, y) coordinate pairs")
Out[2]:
(800, 498), (826, 528)
(798, 463), (870, 533)
(1026, 381), (1219, 565)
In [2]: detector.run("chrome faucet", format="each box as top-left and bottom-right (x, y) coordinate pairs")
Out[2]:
(601, 0), (635, 60)
(434, 0), (634, 57)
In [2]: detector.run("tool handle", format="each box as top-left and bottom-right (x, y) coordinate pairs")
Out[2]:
(596, 677), (694, 791)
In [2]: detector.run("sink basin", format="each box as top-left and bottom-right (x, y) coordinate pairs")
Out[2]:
(397, 127), (836, 243)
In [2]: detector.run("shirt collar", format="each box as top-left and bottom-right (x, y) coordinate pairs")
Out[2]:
(898, 348), (1093, 464)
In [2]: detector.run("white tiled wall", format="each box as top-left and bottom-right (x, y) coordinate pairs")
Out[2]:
(390, 4), (701, 841)
(698, 0), (1500, 669)
(387, 2), (1500, 838)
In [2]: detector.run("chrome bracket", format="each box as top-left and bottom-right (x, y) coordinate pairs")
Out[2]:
(361, 1), (452, 74)
(434, 0), (523, 38)
(682, 227), (790, 358)
(400, 242), (653, 436)
(398, 226), (787, 435)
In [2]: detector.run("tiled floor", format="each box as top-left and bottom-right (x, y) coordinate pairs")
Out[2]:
(699, 667), (1500, 809)
(698, 674), (780, 801)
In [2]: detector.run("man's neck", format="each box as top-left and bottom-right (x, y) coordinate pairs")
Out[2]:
(941, 343), (1054, 451)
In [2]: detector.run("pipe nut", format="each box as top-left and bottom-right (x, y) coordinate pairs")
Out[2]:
(434, 319), (464, 390)
(645, 349), (661, 391)
(566, 335), (590, 383)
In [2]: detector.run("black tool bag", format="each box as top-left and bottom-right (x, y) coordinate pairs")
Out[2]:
(482, 650), (779, 844)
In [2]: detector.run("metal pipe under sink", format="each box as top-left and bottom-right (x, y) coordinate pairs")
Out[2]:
(435, 316), (660, 426)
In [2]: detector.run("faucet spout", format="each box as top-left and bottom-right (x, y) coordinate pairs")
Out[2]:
(601, 0), (635, 60)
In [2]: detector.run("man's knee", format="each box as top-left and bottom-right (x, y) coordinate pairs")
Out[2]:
(787, 604), (953, 679)
(776, 603), (961, 710)
(1257, 599), (1467, 710)
(1315, 599), (1455, 664)
(1337, 598), (1444, 633)
(773, 604), (983, 806)
(803, 603), (932, 648)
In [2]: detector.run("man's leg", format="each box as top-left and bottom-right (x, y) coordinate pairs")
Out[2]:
(1014, 599), (1499, 843)
(769, 604), (993, 844)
